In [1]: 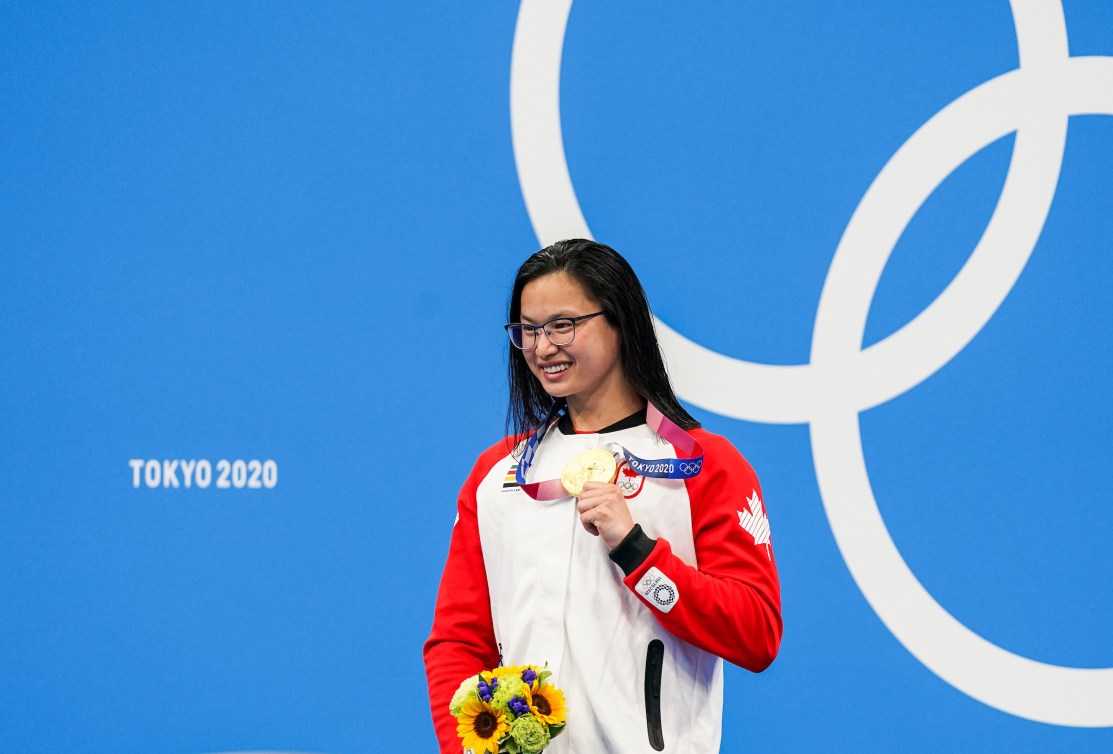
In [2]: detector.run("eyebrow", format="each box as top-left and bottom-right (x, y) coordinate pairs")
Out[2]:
(520, 311), (574, 324)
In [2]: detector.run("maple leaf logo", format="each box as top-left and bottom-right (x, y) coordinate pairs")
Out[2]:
(614, 460), (645, 499)
(737, 490), (772, 557)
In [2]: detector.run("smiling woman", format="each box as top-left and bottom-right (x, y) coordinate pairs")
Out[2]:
(423, 239), (782, 753)
(517, 272), (633, 429)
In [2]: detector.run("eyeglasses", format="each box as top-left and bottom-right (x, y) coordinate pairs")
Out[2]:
(504, 311), (606, 350)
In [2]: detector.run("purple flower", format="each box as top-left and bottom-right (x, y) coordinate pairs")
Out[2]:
(477, 678), (497, 702)
(522, 668), (538, 685)
(508, 696), (531, 716)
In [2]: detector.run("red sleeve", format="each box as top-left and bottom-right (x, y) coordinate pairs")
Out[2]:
(422, 439), (514, 753)
(620, 430), (782, 672)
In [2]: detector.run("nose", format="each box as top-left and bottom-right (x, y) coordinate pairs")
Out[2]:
(534, 329), (560, 357)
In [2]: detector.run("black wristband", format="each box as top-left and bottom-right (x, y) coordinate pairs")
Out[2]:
(608, 523), (657, 576)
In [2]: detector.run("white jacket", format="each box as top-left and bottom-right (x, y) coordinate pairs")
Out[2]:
(425, 411), (781, 753)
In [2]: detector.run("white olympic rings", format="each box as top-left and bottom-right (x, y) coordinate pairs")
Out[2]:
(509, 0), (1113, 727)
(679, 461), (702, 476)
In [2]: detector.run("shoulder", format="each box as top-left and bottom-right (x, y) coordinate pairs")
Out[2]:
(456, 434), (529, 507)
(479, 434), (526, 464)
(686, 427), (758, 481)
(467, 434), (528, 478)
(688, 427), (749, 465)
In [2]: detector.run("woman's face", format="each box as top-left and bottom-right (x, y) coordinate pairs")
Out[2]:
(518, 272), (626, 405)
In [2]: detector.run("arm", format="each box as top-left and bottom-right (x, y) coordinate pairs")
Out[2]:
(608, 431), (782, 671)
(423, 443), (507, 752)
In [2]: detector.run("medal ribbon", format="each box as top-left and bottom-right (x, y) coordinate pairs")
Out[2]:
(515, 399), (705, 501)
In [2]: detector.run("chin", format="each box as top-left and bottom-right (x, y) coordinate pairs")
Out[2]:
(539, 385), (572, 400)
(534, 376), (575, 400)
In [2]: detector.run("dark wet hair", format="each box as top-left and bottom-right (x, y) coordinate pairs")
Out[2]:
(506, 238), (699, 440)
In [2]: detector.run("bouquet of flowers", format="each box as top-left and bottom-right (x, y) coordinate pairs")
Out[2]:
(450, 663), (567, 754)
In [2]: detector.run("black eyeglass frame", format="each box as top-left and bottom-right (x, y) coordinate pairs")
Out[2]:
(504, 311), (606, 350)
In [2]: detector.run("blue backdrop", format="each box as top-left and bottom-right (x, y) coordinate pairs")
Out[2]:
(1, 1), (1110, 752)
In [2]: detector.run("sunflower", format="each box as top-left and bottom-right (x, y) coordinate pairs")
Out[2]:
(456, 697), (509, 754)
(490, 664), (523, 680)
(527, 683), (567, 726)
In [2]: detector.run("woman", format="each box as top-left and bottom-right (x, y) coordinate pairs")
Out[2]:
(424, 239), (782, 753)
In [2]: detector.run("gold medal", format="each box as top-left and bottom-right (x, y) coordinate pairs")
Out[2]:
(560, 448), (618, 497)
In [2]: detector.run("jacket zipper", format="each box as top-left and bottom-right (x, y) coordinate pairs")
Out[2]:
(644, 639), (665, 751)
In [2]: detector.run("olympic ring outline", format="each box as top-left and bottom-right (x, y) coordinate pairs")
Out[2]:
(510, 0), (1113, 728)
(679, 461), (702, 476)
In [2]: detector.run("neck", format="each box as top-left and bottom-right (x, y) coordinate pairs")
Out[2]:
(565, 388), (645, 432)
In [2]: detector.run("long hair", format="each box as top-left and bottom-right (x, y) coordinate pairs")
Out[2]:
(505, 238), (699, 440)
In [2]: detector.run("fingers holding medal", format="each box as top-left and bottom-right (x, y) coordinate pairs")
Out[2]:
(563, 448), (635, 549)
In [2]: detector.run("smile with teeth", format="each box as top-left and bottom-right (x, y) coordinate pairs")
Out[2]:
(541, 363), (570, 374)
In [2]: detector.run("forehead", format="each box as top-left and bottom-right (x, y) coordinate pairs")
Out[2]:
(519, 272), (600, 320)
